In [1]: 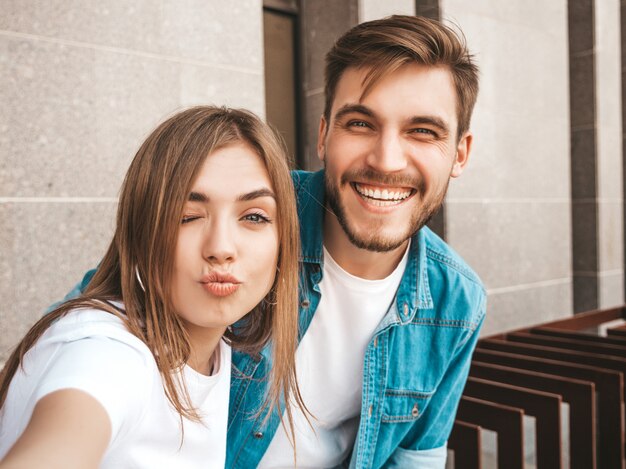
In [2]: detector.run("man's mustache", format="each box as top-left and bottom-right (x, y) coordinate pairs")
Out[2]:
(340, 169), (424, 194)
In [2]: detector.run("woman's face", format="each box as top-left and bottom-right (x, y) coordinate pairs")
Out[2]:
(171, 142), (279, 335)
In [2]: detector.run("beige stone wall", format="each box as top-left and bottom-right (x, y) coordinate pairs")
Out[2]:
(2, 0), (625, 358)
(358, 0), (415, 22)
(441, 0), (574, 334)
(0, 1), (265, 362)
(595, 0), (625, 308)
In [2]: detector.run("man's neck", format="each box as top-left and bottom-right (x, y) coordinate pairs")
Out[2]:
(323, 214), (409, 280)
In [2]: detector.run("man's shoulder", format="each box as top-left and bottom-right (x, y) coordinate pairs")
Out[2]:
(291, 170), (317, 195)
(421, 227), (483, 289)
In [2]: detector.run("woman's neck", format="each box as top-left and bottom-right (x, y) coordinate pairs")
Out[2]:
(184, 324), (227, 376)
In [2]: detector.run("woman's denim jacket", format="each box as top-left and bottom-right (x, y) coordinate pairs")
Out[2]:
(226, 170), (486, 468)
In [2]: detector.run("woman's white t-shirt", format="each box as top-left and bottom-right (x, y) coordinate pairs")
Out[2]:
(0, 307), (231, 468)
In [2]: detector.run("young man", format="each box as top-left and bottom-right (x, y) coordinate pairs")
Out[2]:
(227, 15), (485, 469)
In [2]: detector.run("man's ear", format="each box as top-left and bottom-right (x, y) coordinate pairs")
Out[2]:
(317, 116), (328, 162)
(451, 131), (473, 178)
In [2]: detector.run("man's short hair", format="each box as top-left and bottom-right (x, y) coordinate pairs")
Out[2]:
(324, 15), (479, 138)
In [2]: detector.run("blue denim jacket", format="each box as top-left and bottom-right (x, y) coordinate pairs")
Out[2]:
(227, 170), (486, 468)
(63, 170), (486, 468)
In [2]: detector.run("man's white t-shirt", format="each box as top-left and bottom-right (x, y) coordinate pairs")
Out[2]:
(259, 243), (410, 468)
(0, 307), (231, 468)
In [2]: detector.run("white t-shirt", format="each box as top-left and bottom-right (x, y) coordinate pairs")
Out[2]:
(259, 243), (410, 468)
(0, 307), (231, 468)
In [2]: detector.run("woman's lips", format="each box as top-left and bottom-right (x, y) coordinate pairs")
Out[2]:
(201, 282), (240, 297)
(200, 272), (241, 297)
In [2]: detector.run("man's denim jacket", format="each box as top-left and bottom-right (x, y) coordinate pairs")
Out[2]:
(64, 170), (486, 468)
(226, 170), (486, 468)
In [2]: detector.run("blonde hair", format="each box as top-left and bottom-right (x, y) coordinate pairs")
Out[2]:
(0, 106), (303, 438)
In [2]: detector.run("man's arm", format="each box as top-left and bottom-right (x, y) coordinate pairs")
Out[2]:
(0, 389), (111, 469)
(384, 308), (485, 468)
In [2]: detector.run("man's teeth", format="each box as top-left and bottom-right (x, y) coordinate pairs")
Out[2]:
(355, 184), (411, 202)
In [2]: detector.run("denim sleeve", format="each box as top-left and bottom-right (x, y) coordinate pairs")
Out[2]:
(383, 444), (447, 469)
(46, 268), (98, 313)
(386, 299), (486, 464)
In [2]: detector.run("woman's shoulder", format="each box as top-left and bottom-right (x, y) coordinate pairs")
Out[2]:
(42, 303), (152, 363)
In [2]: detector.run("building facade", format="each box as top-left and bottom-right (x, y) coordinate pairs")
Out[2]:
(1, 0), (624, 360)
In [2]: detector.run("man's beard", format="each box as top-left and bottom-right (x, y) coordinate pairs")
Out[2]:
(324, 168), (448, 253)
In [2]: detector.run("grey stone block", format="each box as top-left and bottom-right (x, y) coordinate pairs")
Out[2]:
(569, 53), (596, 129)
(301, 91), (324, 171)
(572, 200), (598, 273)
(446, 200), (571, 289)
(598, 201), (624, 271)
(358, 0), (415, 22)
(567, 0), (595, 55)
(0, 201), (116, 362)
(0, 36), (263, 198)
(415, 0), (440, 20)
(0, 0), (263, 70)
(596, 124), (624, 200)
(599, 270), (625, 308)
(447, 109), (570, 200)
(481, 281), (573, 336)
(300, 0), (358, 93)
(443, 0), (567, 35)
(464, 16), (568, 121)
(570, 128), (597, 200)
(573, 274), (599, 313)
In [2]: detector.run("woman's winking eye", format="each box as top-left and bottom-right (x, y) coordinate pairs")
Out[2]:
(181, 215), (201, 225)
(242, 211), (272, 224)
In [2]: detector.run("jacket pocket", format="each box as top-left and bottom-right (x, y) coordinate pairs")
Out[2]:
(381, 389), (434, 423)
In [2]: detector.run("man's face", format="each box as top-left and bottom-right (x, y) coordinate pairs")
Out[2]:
(318, 63), (471, 252)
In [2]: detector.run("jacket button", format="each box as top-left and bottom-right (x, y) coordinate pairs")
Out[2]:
(412, 403), (419, 417)
(253, 431), (264, 439)
(403, 303), (409, 317)
(301, 299), (310, 308)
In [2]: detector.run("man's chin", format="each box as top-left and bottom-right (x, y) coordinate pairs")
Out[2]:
(342, 226), (411, 253)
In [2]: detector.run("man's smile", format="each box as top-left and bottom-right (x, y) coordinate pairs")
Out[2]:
(352, 182), (415, 207)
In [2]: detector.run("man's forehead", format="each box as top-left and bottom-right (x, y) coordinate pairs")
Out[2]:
(331, 63), (458, 124)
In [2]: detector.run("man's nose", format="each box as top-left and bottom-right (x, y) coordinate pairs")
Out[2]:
(202, 220), (236, 264)
(366, 131), (408, 173)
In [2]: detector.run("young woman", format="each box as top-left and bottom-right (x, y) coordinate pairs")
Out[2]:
(0, 106), (303, 468)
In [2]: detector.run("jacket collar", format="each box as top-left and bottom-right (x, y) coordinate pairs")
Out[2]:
(393, 228), (434, 325)
(295, 170), (326, 264)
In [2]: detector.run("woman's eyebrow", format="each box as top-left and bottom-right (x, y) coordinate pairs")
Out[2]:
(189, 191), (208, 202)
(237, 188), (276, 202)
(188, 188), (275, 203)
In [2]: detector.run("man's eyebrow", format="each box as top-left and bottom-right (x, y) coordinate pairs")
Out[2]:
(334, 104), (375, 121)
(408, 116), (450, 135)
